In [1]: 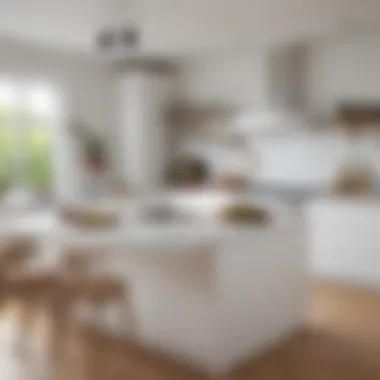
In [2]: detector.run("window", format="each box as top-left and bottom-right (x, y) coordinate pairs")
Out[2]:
(0, 80), (58, 204)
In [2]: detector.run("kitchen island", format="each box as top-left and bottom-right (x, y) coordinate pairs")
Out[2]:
(56, 196), (308, 374)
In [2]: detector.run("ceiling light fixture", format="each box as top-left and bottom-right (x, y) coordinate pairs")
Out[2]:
(95, 0), (141, 58)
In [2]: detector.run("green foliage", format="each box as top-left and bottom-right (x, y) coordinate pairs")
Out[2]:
(0, 108), (52, 192)
(0, 112), (12, 191)
(25, 126), (53, 191)
(85, 135), (104, 156)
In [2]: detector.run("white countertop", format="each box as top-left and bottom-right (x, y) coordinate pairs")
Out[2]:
(0, 193), (300, 251)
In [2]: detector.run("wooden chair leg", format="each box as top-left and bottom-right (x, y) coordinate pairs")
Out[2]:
(119, 296), (136, 336)
(93, 303), (106, 330)
(49, 301), (71, 369)
(0, 292), (7, 319)
(85, 326), (102, 380)
(14, 300), (37, 357)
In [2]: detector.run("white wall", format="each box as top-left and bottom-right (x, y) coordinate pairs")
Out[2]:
(0, 37), (116, 200)
(178, 45), (310, 114)
(178, 51), (270, 109)
(308, 32), (380, 115)
(179, 32), (380, 117)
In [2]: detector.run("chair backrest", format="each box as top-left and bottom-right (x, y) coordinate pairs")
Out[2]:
(0, 236), (36, 274)
(60, 249), (96, 278)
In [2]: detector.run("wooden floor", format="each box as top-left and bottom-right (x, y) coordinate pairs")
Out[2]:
(1, 282), (380, 380)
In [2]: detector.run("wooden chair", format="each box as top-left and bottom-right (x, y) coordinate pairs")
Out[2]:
(0, 239), (135, 379)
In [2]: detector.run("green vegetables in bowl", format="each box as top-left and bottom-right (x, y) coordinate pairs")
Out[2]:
(219, 204), (270, 225)
(61, 208), (119, 229)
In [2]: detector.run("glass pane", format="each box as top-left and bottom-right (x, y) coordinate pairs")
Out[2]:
(23, 85), (55, 194)
(24, 113), (53, 192)
(0, 122), (12, 191)
(0, 83), (16, 191)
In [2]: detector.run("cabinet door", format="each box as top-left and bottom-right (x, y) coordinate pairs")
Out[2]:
(310, 203), (380, 288)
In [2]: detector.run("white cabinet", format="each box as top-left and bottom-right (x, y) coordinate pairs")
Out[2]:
(309, 199), (380, 290)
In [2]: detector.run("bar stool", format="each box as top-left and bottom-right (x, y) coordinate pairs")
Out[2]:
(0, 234), (38, 314)
(58, 249), (135, 334)
(54, 249), (136, 380)
(57, 209), (133, 336)
(0, 235), (46, 355)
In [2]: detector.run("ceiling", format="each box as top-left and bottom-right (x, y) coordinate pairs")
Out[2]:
(1, 0), (380, 56)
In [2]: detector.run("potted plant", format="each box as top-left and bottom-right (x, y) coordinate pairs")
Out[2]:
(83, 134), (108, 174)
